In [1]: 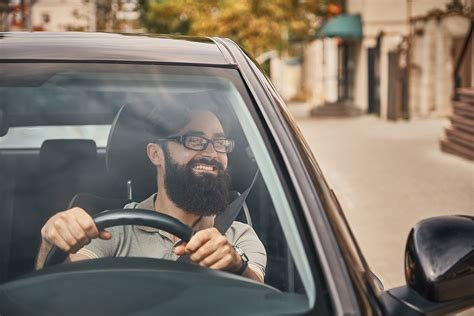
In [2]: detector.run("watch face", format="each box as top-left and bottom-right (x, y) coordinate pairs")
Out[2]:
(234, 246), (242, 255)
(234, 246), (249, 263)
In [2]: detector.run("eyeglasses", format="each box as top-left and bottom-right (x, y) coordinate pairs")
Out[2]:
(157, 135), (235, 153)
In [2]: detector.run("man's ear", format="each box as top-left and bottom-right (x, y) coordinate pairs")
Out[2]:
(146, 143), (164, 167)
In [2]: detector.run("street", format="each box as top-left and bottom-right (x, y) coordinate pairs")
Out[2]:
(289, 102), (474, 290)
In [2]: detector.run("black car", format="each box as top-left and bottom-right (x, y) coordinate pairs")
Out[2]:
(0, 32), (472, 315)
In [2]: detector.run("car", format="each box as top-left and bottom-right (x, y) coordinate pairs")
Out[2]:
(0, 32), (472, 315)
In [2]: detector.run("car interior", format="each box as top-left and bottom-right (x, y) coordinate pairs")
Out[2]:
(0, 66), (304, 297)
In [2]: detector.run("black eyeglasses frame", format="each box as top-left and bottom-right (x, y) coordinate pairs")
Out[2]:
(156, 135), (235, 153)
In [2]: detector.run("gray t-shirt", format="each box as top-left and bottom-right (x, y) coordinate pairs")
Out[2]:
(77, 194), (267, 278)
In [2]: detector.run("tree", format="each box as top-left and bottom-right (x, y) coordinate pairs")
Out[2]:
(139, 0), (331, 57)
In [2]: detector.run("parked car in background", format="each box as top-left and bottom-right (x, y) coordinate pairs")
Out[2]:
(0, 32), (472, 315)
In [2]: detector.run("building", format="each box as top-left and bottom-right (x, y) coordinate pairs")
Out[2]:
(1, 0), (140, 32)
(31, 0), (91, 31)
(273, 0), (473, 120)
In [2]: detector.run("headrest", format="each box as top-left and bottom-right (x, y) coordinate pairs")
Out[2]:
(106, 103), (159, 184)
(39, 139), (97, 171)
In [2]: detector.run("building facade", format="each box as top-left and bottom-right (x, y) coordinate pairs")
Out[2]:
(1, 0), (140, 32)
(275, 0), (473, 120)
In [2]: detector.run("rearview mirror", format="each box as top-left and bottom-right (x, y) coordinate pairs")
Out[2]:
(404, 215), (474, 302)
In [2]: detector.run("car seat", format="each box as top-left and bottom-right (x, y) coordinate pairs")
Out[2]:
(0, 154), (14, 283)
(7, 139), (98, 279)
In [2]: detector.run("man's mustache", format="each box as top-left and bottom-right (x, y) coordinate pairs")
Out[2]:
(188, 158), (225, 171)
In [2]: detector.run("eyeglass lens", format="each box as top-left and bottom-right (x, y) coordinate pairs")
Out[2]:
(184, 136), (233, 153)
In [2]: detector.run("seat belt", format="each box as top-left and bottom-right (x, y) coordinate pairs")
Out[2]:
(176, 169), (259, 262)
(213, 169), (259, 234)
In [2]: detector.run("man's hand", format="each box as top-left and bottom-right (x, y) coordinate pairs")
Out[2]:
(35, 207), (111, 269)
(173, 227), (242, 272)
(41, 207), (111, 253)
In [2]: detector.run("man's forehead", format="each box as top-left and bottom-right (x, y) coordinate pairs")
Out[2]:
(185, 130), (226, 138)
(179, 110), (225, 137)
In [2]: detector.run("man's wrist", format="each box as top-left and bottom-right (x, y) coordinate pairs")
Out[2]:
(234, 258), (248, 275)
(232, 246), (249, 275)
(35, 240), (53, 270)
(41, 238), (53, 249)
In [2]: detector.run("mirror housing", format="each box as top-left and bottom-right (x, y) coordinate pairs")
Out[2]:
(404, 215), (474, 302)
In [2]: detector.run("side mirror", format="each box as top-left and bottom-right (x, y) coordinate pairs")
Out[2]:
(405, 215), (474, 302)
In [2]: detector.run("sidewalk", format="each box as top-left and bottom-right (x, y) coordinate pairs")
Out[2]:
(288, 102), (474, 290)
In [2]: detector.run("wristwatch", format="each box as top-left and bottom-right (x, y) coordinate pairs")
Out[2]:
(233, 245), (249, 275)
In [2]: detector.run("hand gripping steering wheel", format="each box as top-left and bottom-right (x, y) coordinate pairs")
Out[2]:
(43, 209), (194, 267)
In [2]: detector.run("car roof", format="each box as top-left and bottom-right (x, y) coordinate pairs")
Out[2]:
(0, 32), (232, 65)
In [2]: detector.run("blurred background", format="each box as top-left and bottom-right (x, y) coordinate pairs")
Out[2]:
(1, 0), (473, 292)
(0, 1), (472, 123)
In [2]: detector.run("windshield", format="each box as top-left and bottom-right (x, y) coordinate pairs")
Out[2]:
(0, 63), (315, 313)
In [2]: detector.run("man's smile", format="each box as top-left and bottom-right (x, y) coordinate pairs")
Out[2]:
(192, 163), (218, 175)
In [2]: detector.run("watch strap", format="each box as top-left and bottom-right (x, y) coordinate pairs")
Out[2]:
(234, 257), (248, 275)
(233, 246), (249, 275)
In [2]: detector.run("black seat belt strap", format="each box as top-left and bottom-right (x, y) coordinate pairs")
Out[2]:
(213, 169), (259, 234)
(176, 169), (259, 263)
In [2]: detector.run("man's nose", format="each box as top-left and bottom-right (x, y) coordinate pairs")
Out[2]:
(201, 141), (218, 158)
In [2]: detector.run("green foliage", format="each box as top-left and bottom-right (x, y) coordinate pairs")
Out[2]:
(140, 0), (327, 57)
(446, 0), (464, 12)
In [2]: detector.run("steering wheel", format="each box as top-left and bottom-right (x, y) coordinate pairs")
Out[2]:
(43, 209), (194, 267)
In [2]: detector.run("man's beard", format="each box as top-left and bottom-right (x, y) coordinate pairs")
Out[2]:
(162, 147), (231, 217)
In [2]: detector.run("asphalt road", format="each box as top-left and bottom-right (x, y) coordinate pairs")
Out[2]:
(289, 102), (474, 290)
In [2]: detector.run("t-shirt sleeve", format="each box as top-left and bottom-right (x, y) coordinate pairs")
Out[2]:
(76, 226), (122, 259)
(226, 222), (267, 278)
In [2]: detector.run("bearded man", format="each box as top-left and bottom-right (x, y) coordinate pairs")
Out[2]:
(35, 109), (266, 283)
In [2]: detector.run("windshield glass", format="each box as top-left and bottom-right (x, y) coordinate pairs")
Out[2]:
(0, 63), (315, 313)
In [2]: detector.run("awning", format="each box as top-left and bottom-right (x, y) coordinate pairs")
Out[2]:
(317, 14), (363, 40)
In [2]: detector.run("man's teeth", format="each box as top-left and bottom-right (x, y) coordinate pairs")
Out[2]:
(194, 164), (215, 171)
